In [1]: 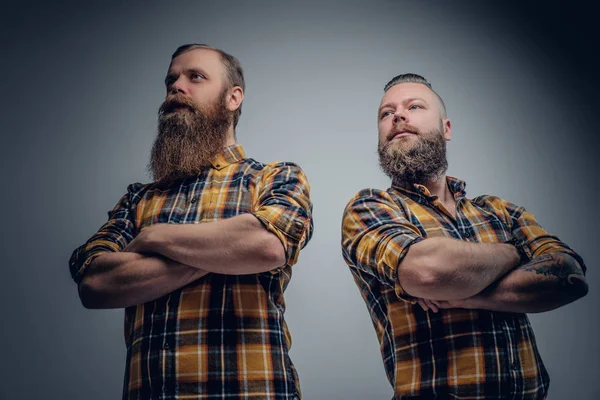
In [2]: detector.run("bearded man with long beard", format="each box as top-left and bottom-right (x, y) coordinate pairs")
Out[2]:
(341, 74), (588, 400)
(70, 44), (313, 400)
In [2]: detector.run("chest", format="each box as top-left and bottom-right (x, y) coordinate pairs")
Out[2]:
(134, 171), (257, 229)
(404, 198), (512, 243)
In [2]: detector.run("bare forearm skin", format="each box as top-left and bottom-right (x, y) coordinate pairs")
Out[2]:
(138, 214), (286, 275)
(460, 253), (588, 313)
(79, 252), (208, 309)
(400, 237), (520, 300)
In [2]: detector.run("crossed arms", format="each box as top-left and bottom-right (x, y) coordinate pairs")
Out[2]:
(401, 237), (587, 313)
(341, 190), (588, 314)
(77, 214), (286, 309)
(69, 163), (312, 309)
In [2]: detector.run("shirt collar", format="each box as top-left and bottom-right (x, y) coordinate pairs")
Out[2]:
(210, 144), (246, 170)
(392, 176), (467, 199)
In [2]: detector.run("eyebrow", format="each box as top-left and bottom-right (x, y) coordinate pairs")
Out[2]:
(378, 97), (429, 113)
(164, 67), (210, 86)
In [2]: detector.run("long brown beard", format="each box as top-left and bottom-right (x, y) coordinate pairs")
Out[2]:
(149, 91), (232, 183)
(378, 123), (448, 186)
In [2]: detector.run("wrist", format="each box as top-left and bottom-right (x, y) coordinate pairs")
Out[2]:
(503, 238), (527, 266)
(140, 224), (164, 254)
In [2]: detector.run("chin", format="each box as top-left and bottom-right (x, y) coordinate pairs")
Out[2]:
(389, 139), (413, 150)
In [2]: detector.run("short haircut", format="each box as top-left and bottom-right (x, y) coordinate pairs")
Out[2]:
(171, 44), (245, 129)
(384, 73), (447, 118)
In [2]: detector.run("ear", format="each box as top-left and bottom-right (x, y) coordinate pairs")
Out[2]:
(226, 86), (244, 112)
(442, 118), (452, 141)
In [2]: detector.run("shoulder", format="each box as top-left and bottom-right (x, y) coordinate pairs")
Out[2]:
(238, 157), (303, 171)
(244, 159), (309, 181)
(344, 188), (401, 212)
(253, 159), (306, 173)
(470, 194), (526, 219)
(125, 182), (149, 196)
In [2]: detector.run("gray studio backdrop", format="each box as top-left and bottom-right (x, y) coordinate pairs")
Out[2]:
(2, 1), (598, 399)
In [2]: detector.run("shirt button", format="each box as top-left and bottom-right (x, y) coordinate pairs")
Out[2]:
(190, 196), (198, 204)
(215, 164), (221, 168)
(164, 342), (170, 349)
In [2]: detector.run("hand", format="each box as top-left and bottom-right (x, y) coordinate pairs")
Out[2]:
(123, 226), (156, 254)
(416, 298), (440, 313)
(415, 297), (468, 313)
(163, 257), (211, 283)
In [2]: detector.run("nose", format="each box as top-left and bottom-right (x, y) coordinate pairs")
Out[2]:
(169, 76), (188, 95)
(393, 110), (407, 125)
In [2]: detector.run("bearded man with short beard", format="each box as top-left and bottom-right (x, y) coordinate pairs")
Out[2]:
(341, 74), (587, 400)
(69, 44), (313, 400)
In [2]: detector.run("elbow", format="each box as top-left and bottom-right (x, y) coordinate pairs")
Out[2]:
(400, 239), (446, 297)
(400, 256), (448, 298)
(560, 253), (589, 302)
(77, 276), (104, 309)
(400, 253), (475, 300)
(569, 274), (589, 301)
(262, 236), (287, 268)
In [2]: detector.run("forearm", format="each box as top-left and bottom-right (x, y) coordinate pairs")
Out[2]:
(79, 252), (208, 309)
(141, 214), (286, 275)
(401, 237), (520, 300)
(461, 253), (588, 313)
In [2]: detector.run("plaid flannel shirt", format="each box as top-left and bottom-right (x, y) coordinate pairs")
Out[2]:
(70, 145), (313, 400)
(341, 177), (585, 400)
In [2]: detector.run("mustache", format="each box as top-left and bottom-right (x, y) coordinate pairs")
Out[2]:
(159, 94), (198, 115)
(386, 124), (420, 141)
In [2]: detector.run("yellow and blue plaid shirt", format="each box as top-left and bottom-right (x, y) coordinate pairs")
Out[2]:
(341, 177), (585, 400)
(70, 145), (313, 400)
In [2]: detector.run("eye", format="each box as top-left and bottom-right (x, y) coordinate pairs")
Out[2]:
(380, 110), (393, 119)
(408, 104), (423, 110)
(191, 73), (205, 81)
(165, 76), (176, 88)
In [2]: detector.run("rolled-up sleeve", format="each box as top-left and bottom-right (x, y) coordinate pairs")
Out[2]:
(500, 198), (586, 274)
(252, 162), (313, 267)
(68, 184), (141, 284)
(341, 189), (423, 302)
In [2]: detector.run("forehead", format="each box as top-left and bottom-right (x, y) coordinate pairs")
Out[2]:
(168, 48), (224, 76)
(380, 82), (435, 106)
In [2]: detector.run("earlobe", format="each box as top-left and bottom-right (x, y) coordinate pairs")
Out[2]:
(227, 86), (244, 112)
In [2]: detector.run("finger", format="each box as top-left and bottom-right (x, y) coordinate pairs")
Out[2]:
(433, 300), (451, 309)
(425, 299), (439, 313)
(417, 299), (428, 311)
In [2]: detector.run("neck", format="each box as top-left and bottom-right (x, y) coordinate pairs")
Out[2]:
(423, 175), (452, 202)
(223, 125), (237, 147)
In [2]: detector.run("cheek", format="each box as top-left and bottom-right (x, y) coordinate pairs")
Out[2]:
(378, 121), (390, 138)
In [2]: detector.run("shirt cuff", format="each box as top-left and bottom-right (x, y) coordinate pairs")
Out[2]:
(253, 210), (309, 271)
(389, 236), (424, 303)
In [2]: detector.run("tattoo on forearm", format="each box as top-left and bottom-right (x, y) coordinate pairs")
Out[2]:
(519, 254), (584, 286)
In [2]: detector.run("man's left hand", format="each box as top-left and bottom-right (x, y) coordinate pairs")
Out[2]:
(415, 297), (469, 313)
(124, 225), (159, 254)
